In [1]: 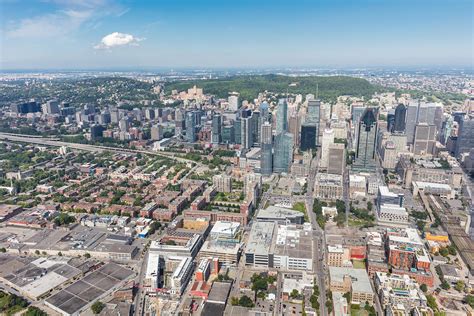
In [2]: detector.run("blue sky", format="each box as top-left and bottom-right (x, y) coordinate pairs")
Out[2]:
(0, 0), (472, 69)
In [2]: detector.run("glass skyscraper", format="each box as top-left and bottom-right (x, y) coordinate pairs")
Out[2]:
(352, 107), (378, 172)
(273, 132), (293, 173)
(276, 99), (288, 135)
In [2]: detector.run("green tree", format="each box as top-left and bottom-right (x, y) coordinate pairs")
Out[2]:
(238, 295), (255, 308)
(290, 289), (299, 299)
(465, 295), (474, 308)
(420, 284), (428, 293)
(455, 281), (465, 292)
(91, 301), (105, 314)
(439, 247), (449, 257)
(426, 295), (438, 311)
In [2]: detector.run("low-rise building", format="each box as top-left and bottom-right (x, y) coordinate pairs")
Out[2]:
(329, 267), (374, 305)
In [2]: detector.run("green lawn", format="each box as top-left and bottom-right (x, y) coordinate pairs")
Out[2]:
(351, 310), (368, 316)
(293, 202), (309, 222)
(352, 260), (366, 269)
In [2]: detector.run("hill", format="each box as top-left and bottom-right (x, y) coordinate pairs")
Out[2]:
(164, 74), (378, 102)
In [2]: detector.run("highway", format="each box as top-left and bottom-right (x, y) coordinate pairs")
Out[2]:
(304, 150), (327, 316)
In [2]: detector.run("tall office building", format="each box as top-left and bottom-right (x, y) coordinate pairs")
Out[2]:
(413, 124), (436, 156)
(252, 111), (261, 145)
(241, 115), (254, 149)
(307, 99), (321, 146)
(273, 132), (293, 173)
(393, 104), (407, 133)
(186, 111), (197, 142)
(259, 102), (270, 123)
(387, 111), (395, 133)
(328, 143), (345, 175)
(456, 115), (474, 157)
(211, 113), (222, 144)
(222, 125), (235, 144)
(320, 127), (335, 169)
(175, 108), (185, 136)
(406, 101), (442, 144)
(260, 122), (273, 175)
(353, 108), (378, 172)
(288, 113), (300, 147)
(234, 119), (242, 144)
(276, 99), (288, 134)
(228, 93), (240, 112)
(300, 124), (317, 151)
(43, 100), (60, 115)
(118, 117), (130, 132)
(151, 124), (163, 141)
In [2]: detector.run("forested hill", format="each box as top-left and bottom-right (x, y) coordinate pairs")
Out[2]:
(164, 74), (378, 102)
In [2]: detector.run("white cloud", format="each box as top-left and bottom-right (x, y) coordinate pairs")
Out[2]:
(94, 32), (144, 50)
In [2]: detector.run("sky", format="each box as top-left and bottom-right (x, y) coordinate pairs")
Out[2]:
(0, 0), (473, 70)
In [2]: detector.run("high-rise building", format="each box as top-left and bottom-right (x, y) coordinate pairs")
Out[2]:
(328, 143), (345, 175)
(455, 115), (474, 157)
(259, 102), (270, 123)
(222, 125), (234, 144)
(406, 101), (419, 144)
(300, 124), (317, 151)
(393, 104), (407, 133)
(90, 124), (105, 140)
(151, 124), (164, 141)
(118, 117), (130, 132)
(241, 115), (253, 149)
(213, 174), (232, 193)
(307, 99), (321, 146)
(43, 100), (60, 115)
(387, 111), (395, 133)
(228, 93), (240, 112)
(353, 108), (378, 172)
(260, 122), (273, 175)
(211, 113), (222, 144)
(320, 127), (335, 169)
(276, 99), (288, 135)
(252, 111), (261, 146)
(288, 114), (300, 147)
(234, 119), (242, 144)
(413, 124), (436, 156)
(186, 111), (197, 142)
(406, 101), (442, 144)
(273, 132), (293, 173)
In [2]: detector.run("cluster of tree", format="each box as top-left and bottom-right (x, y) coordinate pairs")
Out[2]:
(313, 198), (328, 228)
(165, 75), (378, 103)
(0, 291), (29, 313)
(53, 213), (76, 226)
(91, 301), (105, 314)
(250, 273), (276, 301)
(25, 306), (48, 316)
(309, 281), (320, 310)
(230, 295), (254, 308)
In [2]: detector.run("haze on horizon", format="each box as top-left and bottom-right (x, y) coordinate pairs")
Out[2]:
(0, 0), (473, 70)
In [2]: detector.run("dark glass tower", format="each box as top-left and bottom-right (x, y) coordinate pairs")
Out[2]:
(352, 108), (378, 172)
(393, 104), (407, 133)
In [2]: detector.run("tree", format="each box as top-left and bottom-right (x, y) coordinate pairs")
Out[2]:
(367, 201), (373, 211)
(426, 295), (438, 311)
(440, 280), (450, 290)
(0, 248), (6, 253)
(420, 284), (428, 293)
(25, 306), (48, 316)
(455, 281), (465, 292)
(84, 253), (91, 258)
(439, 247), (449, 257)
(448, 245), (457, 256)
(343, 292), (351, 304)
(416, 220), (425, 231)
(230, 297), (239, 306)
(290, 289), (299, 299)
(325, 300), (333, 314)
(465, 295), (474, 308)
(91, 301), (105, 314)
(238, 295), (255, 308)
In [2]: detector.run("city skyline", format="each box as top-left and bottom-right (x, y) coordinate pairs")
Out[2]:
(1, 0), (473, 70)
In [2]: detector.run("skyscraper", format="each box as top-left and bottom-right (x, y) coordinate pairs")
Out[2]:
(387, 111), (395, 133)
(353, 108), (378, 172)
(320, 127), (335, 169)
(151, 124), (163, 141)
(241, 115), (253, 149)
(273, 132), (293, 173)
(260, 122), (273, 175)
(211, 113), (222, 144)
(234, 119), (242, 144)
(300, 125), (317, 151)
(276, 99), (288, 135)
(413, 123), (436, 156)
(328, 143), (345, 175)
(186, 111), (197, 142)
(456, 115), (474, 158)
(307, 99), (321, 146)
(393, 104), (407, 133)
(228, 93), (240, 112)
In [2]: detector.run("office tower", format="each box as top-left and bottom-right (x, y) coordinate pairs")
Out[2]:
(259, 102), (270, 123)
(328, 143), (345, 175)
(393, 104), (407, 133)
(273, 132), (293, 173)
(118, 118), (130, 132)
(456, 115), (474, 157)
(405, 101), (419, 144)
(228, 93), (240, 112)
(351, 105), (366, 126)
(288, 114), (300, 147)
(276, 99), (288, 134)
(300, 124), (317, 151)
(307, 99), (321, 146)
(151, 124), (163, 141)
(110, 108), (120, 124)
(43, 100), (60, 115)
(98, 112), (111, 125)
(353, 108), (378, 172)
(234, 119), (242, 144)
(413, 123), (436, 156)
(222, 125), (235, 144)
(186, 112), (197, 142)
(90, 124), (105, 141)
(252, 111), (261, 145)
(144, 108), (155, 120)
(320, 127), (335, 169)
(260, 122), (273, 175)
(241, 115), (253, 149)
(211, 113), (222, 144)
(175, 108), (185, 136)
(387, 111), (395, 132)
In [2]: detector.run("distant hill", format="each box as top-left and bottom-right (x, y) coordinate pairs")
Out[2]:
(164, 74), (378, 102)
